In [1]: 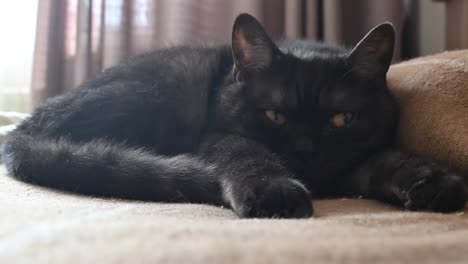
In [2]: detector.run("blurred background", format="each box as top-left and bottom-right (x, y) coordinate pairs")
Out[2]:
(0, 0), (466, 112)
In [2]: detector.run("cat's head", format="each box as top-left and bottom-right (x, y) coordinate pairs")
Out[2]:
(218, 13), (398, 190)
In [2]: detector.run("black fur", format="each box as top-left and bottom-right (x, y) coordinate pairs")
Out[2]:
(2, 14), (466, 218)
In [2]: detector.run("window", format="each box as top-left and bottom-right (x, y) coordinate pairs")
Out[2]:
(0, 1), (38, 112)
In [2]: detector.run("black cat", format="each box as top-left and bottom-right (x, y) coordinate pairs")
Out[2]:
(2, 14), (466, 218)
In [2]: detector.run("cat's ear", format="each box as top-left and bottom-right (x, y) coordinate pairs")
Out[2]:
(231, 13), (279, 75)
(348, 23), (395, 77)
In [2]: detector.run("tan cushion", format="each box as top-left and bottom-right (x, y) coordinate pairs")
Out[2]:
(387, 50), (468, 174)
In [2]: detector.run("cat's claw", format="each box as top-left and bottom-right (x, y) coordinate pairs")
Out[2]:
(404, 173), (466, 213)
(233, 178), (313, 218)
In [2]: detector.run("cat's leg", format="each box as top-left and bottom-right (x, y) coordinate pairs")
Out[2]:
(198, 134), (313, 218)
(346, 150), (466, 212)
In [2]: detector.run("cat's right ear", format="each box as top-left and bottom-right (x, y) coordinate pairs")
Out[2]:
(231, 13), (279, 78)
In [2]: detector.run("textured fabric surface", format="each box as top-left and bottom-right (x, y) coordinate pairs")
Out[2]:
(387, 49), (468, 175)
(0, 166), (467, 264)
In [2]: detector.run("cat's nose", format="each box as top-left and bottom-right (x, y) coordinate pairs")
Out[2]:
(294, 138), (315, 154)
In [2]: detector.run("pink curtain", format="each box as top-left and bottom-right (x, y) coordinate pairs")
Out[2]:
(31, 0), (405, 107)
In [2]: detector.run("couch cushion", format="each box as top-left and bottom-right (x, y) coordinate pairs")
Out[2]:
(387, 50), (468, 175)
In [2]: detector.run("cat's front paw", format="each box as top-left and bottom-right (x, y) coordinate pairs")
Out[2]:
(404, 169), (466, 212)
(232, 178), (313, 218)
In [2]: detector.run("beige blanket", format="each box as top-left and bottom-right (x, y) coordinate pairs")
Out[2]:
(0, 166), (467, 264)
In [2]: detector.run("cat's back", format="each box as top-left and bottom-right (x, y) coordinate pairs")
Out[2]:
(17, 45), (233, 152)
(119, 45), (233, 84)
(74, 45), (233, 98)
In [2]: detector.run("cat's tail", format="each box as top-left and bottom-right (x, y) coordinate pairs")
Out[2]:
(1, 131), (222, 204)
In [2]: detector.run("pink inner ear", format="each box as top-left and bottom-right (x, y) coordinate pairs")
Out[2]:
(232, 25), (275, 70)
(233, 29), (254, 66)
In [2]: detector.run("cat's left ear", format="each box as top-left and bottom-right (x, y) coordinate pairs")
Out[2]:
(348, 23), (395, 77)
(231, 13), (280, 77)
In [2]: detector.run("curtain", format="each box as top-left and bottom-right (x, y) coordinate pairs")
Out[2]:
(446, 0), (468, 50)
(31, 0), (405, 108)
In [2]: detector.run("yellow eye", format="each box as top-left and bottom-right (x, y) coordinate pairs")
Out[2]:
(265, 110), (286, 125)
(330, 112), (353, 128)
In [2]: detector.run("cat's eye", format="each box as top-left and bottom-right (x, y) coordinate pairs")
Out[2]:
(330, 112), (354, 128)
(265, 110), (286, 125)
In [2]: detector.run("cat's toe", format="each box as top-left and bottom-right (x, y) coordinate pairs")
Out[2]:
(236, 178), (313, 219)
(428, 175), (466, 212)
(272, 179), (314, 218)
(405, 173), (466, 213)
